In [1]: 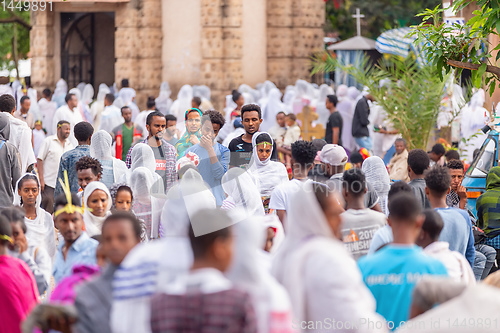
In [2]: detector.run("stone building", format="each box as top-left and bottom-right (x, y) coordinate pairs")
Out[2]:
(30, 0), (325, 109)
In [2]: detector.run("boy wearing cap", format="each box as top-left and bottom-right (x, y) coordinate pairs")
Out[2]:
(341, 168), (387, 260)
(319, 144), (382, 213)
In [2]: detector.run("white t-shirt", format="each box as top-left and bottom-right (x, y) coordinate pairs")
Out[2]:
(341, 208), (387, 260)
(269, 179), (304, 212)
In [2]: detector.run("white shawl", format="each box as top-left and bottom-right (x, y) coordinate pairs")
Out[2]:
(83, 181), (112, 237)
(221, 168), (265, 219)
(13, 174), (56, 259)
(6, 113), (36, 172)
(247, 132), (289, 197)
(362, 156), (391, 216)
(90, 130), (129, 185)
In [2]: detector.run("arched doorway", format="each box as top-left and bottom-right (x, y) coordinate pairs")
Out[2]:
(61, 12), (115, 90)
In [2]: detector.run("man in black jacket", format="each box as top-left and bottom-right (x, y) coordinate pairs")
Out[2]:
(352, 94), (375, 151)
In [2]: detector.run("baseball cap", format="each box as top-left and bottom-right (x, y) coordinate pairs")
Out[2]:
(319, 144), (348, 166)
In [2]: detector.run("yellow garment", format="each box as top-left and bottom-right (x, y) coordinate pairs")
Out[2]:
(387, 149), (410, 182)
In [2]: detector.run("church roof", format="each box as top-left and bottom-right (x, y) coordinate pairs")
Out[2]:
(327, 36), (377, 51)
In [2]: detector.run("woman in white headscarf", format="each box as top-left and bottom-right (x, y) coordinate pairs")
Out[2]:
(116, 87), (139, 121)
(90, 130), (129, 189)
(111, 168), (215, 333)
(272, 181), (386, 332)
(91, 83), (110, 130)
(293, 79), (313, 114)
(130, 167), (165, 240)
(13, 173), (56, 259)
(221, 168), (265, 217)
(155, 81), (173, 115)
(258, 81), (278, 110)
(226, 214), (292, 333)
(68, 87), (93, 124)
(123, 142), (165, 196)
(461, 88), (490, 163)
(193, 85), (213, 111)
(283, 86), (296, 115)
(170, 85), (193, 131)
(247, 132), (288, 211)
(362, 156), (391, 216)
(261, 88), (285, 133)
(52, 79), (68, 108)
(83, 181), (112, 237)
(82, 84), (94, 108)
(337, 86), (358, 153)
(314, 84), (335, 127)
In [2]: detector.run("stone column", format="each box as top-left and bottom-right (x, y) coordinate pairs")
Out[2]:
(30, 10), (56, 92)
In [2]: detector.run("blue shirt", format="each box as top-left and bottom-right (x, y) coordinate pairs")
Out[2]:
(53, 232), (98, 284)
(55, 145), (90, 197)
(358, 245), (448, 330)
(435, 207), (475, 266)
(186, 143), (230, 206)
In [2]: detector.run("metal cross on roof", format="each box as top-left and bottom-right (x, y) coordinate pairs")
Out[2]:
(352, 8), (365, 36)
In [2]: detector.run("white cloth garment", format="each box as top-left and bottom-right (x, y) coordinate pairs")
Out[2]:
(13, 173), (57, 260)
(27, 88), (40, 122)
(222, 126), (245, 148)
(292, 80), (313, 114)
(170, 85), (193, 132)
(218, 95), (238, 142)
(155, 82), (173, 115)
(460, 89), (489, 163)
(221, 168), (265, 218)
(423, 241), (475, 285)
(111, 169), (216, 333)
(90, 130), (128, 186)
(262, 214), (285, 255)
(134, 110), (154, 139)
(247, 132), (289, 197)
(258, 81), (278, 109)
(315, 84), (335, 127)
(38, 98), (58, 136)
(130, 167), (166, 239)
(193, 85), (213, 111)
(82, 181), (112, 237)
(37, 135), (74, 188)
(32, 129), (46, 158)
(52, 104), (84, 147)
(82, 84), (94, 107)
(99, 105), (123, 134)
(261, 88), (285, 133)
(225, 213), (292, 333)
(5, 113), (36, 172)
(117, 87), (139, 121)
(283, 86), (296, 115)
(271, 181), (386, 332)
(52, 79), (68, 108)
(91, 83), (110, 130)
(362, 156), (391, 215)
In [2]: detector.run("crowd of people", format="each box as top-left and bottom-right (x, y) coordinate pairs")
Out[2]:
(1, 77), (500, 333)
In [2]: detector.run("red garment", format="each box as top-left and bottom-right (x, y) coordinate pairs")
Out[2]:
(0, 255), (39, 333)
(114, 125), (142, 160)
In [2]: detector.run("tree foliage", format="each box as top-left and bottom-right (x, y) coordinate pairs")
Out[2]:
(0, 6), (30, 71)
(325, 0), (441, 40)
(411, 0), (500, 95)
(311, 53), (447, 150)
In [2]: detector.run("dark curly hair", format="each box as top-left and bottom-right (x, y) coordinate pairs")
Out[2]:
(75, 156), (102, 176)
(255, 133), (272, 145)
(424, 166), (451, 196)
(445, 150), (460, 161)
(0, 94), (16, 113)
(343, 168), (366, 196)
(291, 140), (316, 167)
(241, 104), (261, 120)
(388, 192), (422, 221)
(388, 181), (413, 200)
(74, 122), (94, 142)
(202, 110), (225, 129)
(447, 159), (464, 171)
(408, 149), (430, 175)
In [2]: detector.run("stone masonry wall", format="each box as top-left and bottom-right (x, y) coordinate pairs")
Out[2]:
(267, 0), (324, 89)
(30, 10), (56, 90)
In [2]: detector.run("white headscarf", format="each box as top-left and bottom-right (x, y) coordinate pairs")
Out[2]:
(225, 214), (292, 333)
(222, 168), (265, 218)
(82, 84), (94, 106)
(91, 84), (110, 128)
(77, 82), (86, 95)
(155, 82), (173, 115)
(111, 169), (215, 333)
(13, 173), (56, 259)
(362, 156), (390, 215)
(53, 79), (68, 107)
(283, 87), (296, 114)
(90, 130), (129, 185)
(97, 84), (110, 102)
(337, 87), (357, 152)
(129, 143), (156, 175)
(170, 85), (193, 126)
(117, 87), (139, 121)
(247, 132), (289, 197)
(69, 87), (81, 102)
(83, 181), (112, 237)
(261, 88), (285, 132)
(315, 84), (335, 127)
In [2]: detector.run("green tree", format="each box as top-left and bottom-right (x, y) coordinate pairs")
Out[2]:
(312, 54), (447, 150)
(0, 5), (30, 79)
(326, 0), (441, 40)
(411, 1), (500, 95)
